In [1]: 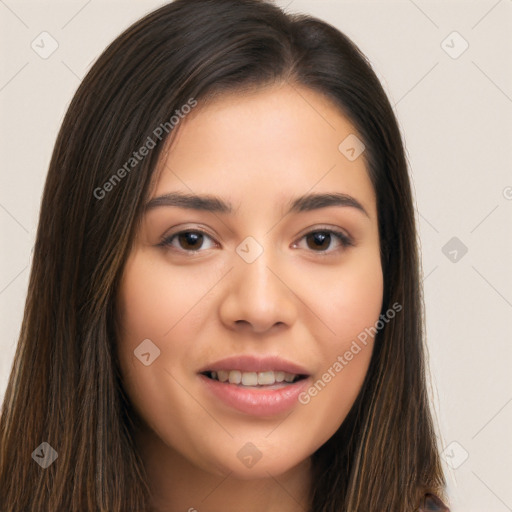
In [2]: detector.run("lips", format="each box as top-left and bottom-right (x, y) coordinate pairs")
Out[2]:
(197, 354), (310, 377)
(197, 354), (312, 415)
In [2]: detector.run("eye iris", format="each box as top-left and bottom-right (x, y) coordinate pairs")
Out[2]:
(307, 232), (330, 251)
(179, 232), (203, 250)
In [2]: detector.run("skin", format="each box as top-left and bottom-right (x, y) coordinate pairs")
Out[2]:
(116, 82), (384, 512)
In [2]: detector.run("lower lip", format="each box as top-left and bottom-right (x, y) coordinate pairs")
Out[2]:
(198, 374), (311, 416)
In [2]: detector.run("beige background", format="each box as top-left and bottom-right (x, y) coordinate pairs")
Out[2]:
(1, 1), (511, 510)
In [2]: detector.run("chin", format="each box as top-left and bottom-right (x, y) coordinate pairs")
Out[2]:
(204, 450), (308, 481)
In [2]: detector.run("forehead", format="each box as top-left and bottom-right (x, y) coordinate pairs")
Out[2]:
(151, 83), (376, 217)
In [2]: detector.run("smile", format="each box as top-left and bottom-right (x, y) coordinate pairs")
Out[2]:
(202, 370), (306, 386)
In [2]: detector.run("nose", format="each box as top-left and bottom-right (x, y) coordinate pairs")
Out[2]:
(218, 247), (298, 334)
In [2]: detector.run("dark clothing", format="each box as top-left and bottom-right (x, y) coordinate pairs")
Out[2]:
(419, 493), (450, 511)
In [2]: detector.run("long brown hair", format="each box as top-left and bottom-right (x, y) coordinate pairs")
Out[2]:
(0, 0), (447, 510)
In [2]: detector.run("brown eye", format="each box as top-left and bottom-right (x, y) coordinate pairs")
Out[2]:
(159, 230), (216, 252)
(296, 229), (353, 254)
(305, 232), (331, 251)
(177, 232), (203, 250)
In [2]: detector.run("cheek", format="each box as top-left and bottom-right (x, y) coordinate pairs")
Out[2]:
(117, 256), (176, 339)
(307, 246), (384, 343)
(117, 250), (216, 345)
(295, 251), (383, 434)
(114, 252), (201, 401)
(114, 253), (210, 448)
(330, 260), (383, 337)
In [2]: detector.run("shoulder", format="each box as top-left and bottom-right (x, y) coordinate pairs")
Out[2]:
(418, 493), (450, 512)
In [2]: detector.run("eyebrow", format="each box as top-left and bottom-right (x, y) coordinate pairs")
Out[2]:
(144, 191), (369, 217)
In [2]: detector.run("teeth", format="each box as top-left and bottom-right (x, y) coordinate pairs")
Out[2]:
(217, 370), (229, 382)
(241, 372), (258, 386)
(228, 370), (242, 384)
(209, 370), (300, 385)
(257, 371), (275, 385)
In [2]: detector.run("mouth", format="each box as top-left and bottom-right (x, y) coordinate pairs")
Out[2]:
(200, 370), (308, 388)
(197, 354), (312, 414)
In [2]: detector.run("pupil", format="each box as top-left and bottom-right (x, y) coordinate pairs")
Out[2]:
(308, 232), (330, 250)
(179, 232), (202, 250)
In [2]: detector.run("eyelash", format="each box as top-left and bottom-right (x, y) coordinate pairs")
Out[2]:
(157, 227), (354, 256)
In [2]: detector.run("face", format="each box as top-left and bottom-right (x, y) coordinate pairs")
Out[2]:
(116, 83), (383, 480)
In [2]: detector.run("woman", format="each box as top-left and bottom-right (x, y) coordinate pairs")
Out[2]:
(0, 0), (450, 510)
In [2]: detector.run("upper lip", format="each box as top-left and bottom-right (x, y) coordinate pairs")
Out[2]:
(198, 355), (310, 376)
